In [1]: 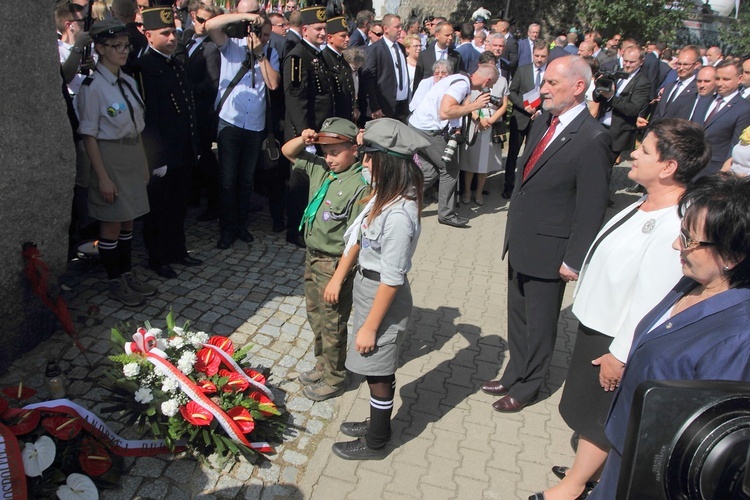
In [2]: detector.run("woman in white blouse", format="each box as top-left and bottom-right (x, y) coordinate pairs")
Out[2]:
(533, 119), (712, 500)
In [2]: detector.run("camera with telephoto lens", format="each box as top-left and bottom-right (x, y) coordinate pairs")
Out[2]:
(481, 87), (504, 107)
(617, 380), (750, 499)
(595, 70), (629, 93)
(224, 19), (262, 39)
(441, 127), (465, 164)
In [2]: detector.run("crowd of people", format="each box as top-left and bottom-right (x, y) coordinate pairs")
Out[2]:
(55, 0), (750, 495)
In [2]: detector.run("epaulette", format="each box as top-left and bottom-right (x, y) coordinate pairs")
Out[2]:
(82, 76), (94, 86)
(289, 55), (304, 86)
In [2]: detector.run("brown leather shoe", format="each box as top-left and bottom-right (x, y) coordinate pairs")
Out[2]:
(481, 380), (510, 396)
(492, 395), (528, 412)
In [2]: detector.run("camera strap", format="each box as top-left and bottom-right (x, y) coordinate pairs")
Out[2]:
(215, 51), (254, 116)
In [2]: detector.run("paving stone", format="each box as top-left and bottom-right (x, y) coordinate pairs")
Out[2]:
(130, 456), (167, 478)
(214, 476), (244, 498)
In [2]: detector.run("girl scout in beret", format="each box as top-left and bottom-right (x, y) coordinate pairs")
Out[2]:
(77, 19), (154, 306)
(331, 118), (430, 460)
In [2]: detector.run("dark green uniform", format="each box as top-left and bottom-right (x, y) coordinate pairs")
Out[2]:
(296, 152), (368, 388)
(322, 46), (356, 122)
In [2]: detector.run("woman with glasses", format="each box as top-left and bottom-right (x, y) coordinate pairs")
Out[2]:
(403, 34), (421, 87)
(77, 19), (153, 306)
(529, 119), (710, 500)
(587, 172), (750, 498)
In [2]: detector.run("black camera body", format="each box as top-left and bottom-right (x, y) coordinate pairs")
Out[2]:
(481, 88), (504, 107)
(595, 70), (629, 94)
(224, 19), (262, 39)
(618, 380), (750, 499)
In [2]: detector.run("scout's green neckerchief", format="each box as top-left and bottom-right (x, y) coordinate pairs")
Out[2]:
(298, 165), (362, 231)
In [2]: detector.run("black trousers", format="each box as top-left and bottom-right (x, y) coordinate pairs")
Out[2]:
(143, 166), (191, 267)
(505, 116), (532, 191)
(500, 263), (567, 403)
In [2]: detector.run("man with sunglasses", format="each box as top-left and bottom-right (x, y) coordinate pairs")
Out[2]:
(137, 6), (202, 279)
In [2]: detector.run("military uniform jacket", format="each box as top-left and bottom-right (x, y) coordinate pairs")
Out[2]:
(322, 46), (356, 121)
(136, 49), (199, 169)
(294, 152), (368, 255)
(283, 41), (334, 140)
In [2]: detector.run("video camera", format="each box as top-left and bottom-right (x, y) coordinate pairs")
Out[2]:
(617, 380), (750, 499)
(223, 19), (262, 39)
(595, 70), (629, 94)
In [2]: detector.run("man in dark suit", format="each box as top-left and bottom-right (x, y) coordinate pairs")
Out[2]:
(494, 19), (518, 75)
(174, 2), (221, 222)
(649, 45), (701, 123)
(517, 22), (541, 68)
(455, 21), (479, 74)
(740, 58), (750, 100)
(486, 33), (511, 81)
(595, 45), (651, 159)
(481, 55), (612, 412)
(137, 7), (201, 279)
(268, 12), (288, 61)
(504, 40), (549, 198)
(547, 35), (568, 63)
(322, 16), (355, 121)
(412, 20), (462, 93)
(349, 10), (372, 48)
(284, 9), (302, 54)
(691, 61), (750, 176)
(362, 14), (409, 121)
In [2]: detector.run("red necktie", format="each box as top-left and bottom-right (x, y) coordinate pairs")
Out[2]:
(523, 116), (560, 181)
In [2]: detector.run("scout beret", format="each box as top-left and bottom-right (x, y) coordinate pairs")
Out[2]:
(314, 117), (358, 144)
(142, 6), (175, 31)
(90, 18), (128, 42)
(299, 5), (326, 26)
(360, 118), (430, 159)
(326, 16), (348, 35)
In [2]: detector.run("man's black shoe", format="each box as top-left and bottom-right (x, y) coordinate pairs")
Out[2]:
(438, 215), (469, 228)
(237, 228), (254, 243)
(149, 264), (178, 279)
(286, 234), (306, 248)
(501, 188), (513, 199)
(174, 255), (203, 267)
(217, 234), (235, 249)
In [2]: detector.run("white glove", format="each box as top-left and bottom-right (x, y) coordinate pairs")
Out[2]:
(152, 165), (168, 177)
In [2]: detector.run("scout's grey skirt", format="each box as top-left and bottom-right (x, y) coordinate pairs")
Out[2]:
(88, 137), (150, 222)
(345, 270), (413, 377)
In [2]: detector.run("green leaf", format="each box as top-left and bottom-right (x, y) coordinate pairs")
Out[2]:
(111, 327), (127, 346)
(166, 309), (175, 332)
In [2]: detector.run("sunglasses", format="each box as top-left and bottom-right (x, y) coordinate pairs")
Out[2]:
(195, 15), (209, 23)
(679, 231), (716, 251)
(372, 31), (383, 37)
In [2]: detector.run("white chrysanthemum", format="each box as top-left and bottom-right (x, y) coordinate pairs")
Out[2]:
(148, 328), (163, 338)
(134, 387), (153, 404)
(168, 336), (186, 349)
(173, 326), (185, 335)
(122, 362), (140, 378)
(177, 351), (197, 375)
(192, 331), (209, 344)
(161, 399), (180, 417)
(162, 377), (179, 393)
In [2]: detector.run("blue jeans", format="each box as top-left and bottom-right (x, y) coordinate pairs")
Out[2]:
(217, 121), (263, 237)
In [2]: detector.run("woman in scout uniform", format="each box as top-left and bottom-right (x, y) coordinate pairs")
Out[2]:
(331, 118), (430, 460)
(77, 18), (154, 306)
(281, 117), (369, 402)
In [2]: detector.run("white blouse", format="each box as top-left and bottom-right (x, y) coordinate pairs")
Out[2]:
(572, 197), (684, 362)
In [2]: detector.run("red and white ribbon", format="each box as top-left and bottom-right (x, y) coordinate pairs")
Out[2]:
(125, 328), (167, 358)
(200, 344), (274, 401)
(0, 422), (28, 499)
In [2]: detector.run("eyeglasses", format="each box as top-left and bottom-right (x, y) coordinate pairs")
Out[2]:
(679, 231), (716, 250)
(195, 15), (209, 24)
(372, 32), (383, 37)
(103, 43), (132, 53)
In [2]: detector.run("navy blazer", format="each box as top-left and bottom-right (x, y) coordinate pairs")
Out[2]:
(650, 78), (697, 123)
(362, 38), (407, 118)
(455, 42), (479, 74)
(517, 37), (534, 67)
(503, 107), (612, 279)
(412, 42), (462, 94)
(691, 93), (750, 176)
(604, 277), (750, 457)
(349, 28), (367, 48)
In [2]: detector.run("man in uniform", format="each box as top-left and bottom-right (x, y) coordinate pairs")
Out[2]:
(283, 4), (333, 248)
(322, 16), (355, 121)
(281, 118), (368, 401)
(137, 6), (202, 279)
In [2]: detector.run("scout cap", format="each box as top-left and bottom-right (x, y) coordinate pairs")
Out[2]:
(142, 6), (175, 31)
(359, 118), (430, 160)
(326, 16), (348, 35)
(299, 5), (326, 25)
(90, 18), (128, 42)
(314, 117), (358, 144)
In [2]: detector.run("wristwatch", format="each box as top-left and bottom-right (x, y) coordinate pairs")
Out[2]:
(256, 52), (266, 62)
(72, 46), (83, 54)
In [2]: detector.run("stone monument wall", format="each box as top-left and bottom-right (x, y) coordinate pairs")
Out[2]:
(0, 4), (74, 373)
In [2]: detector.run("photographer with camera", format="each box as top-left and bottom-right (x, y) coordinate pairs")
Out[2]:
(408, 63), (498, 227)
(594, 45), (651, 160)
(205, 0), (280, 250)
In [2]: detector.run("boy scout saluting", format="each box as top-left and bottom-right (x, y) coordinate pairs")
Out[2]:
(281, 118), (370, 401)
